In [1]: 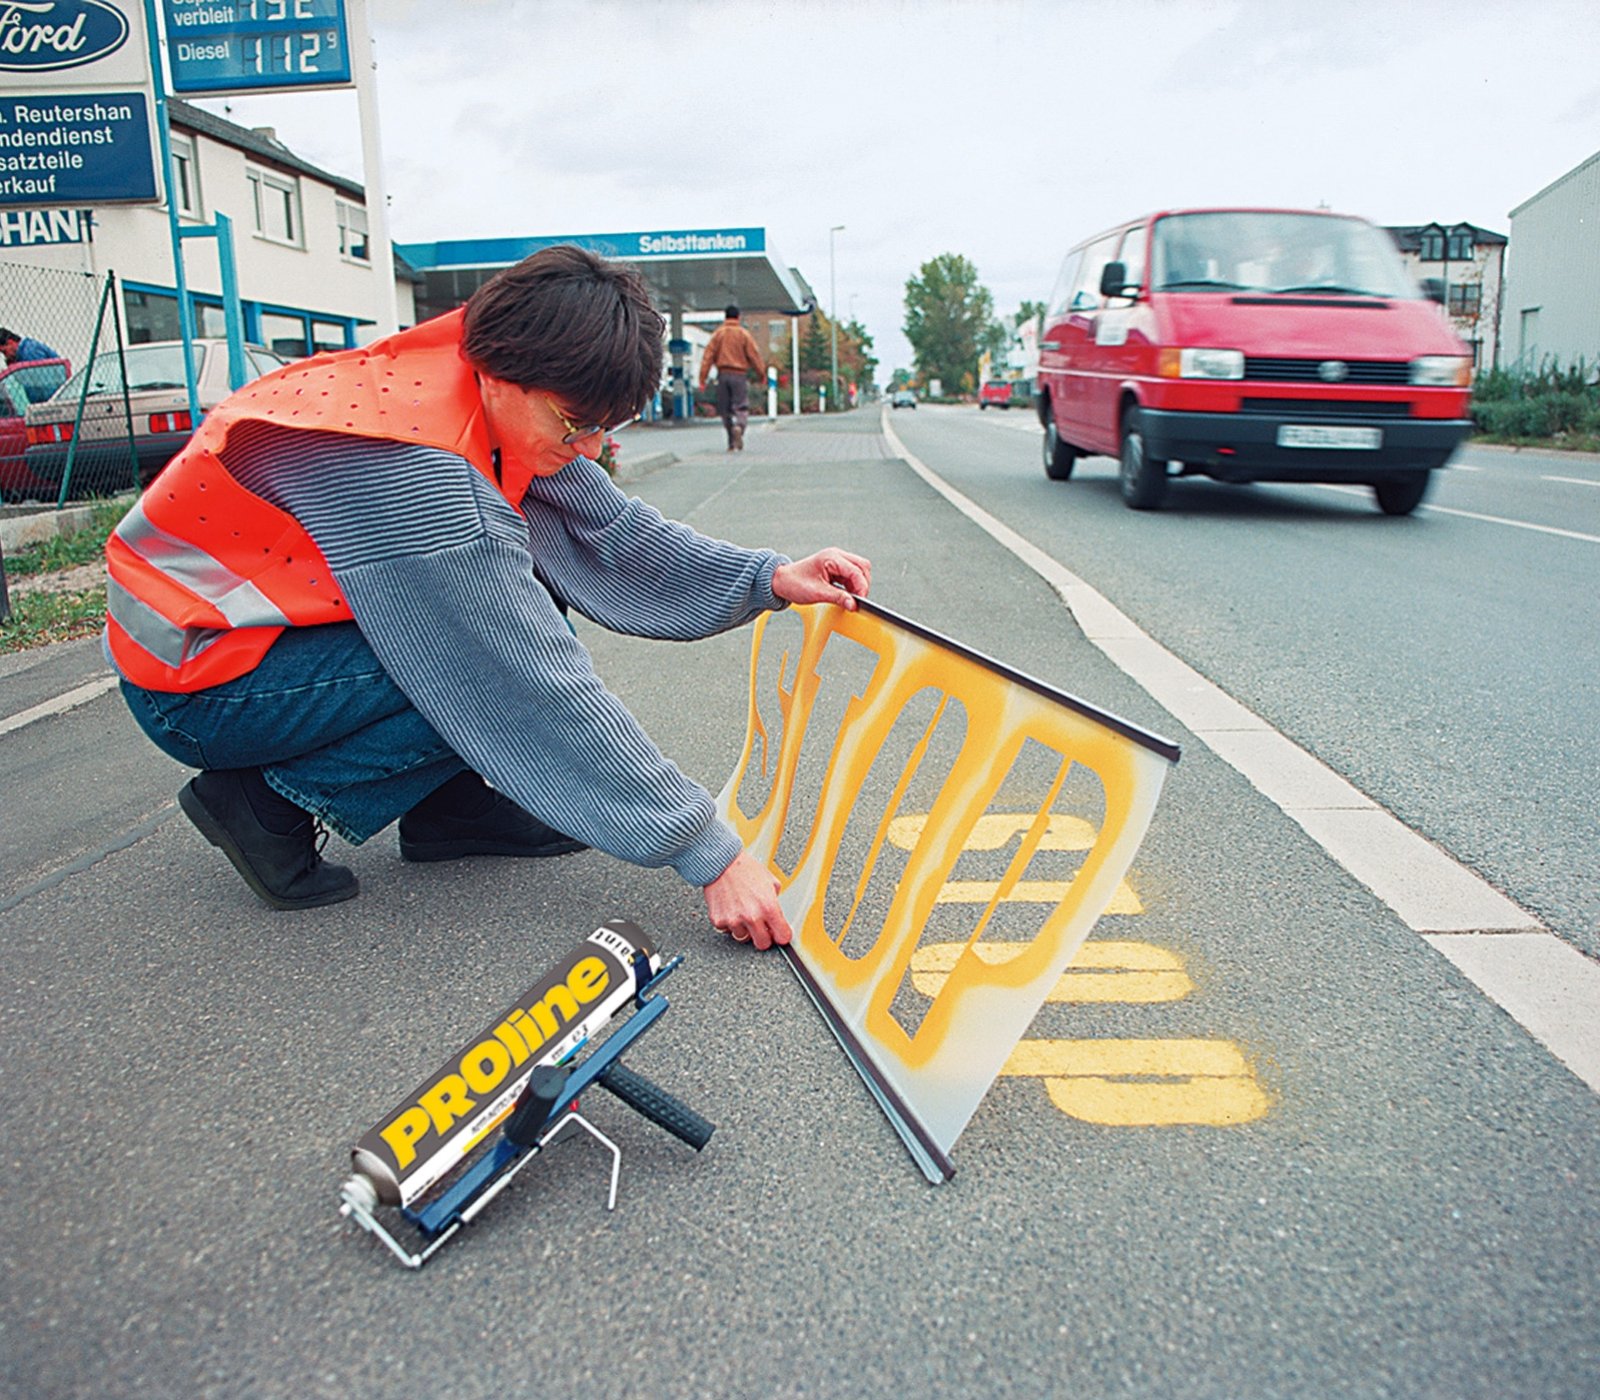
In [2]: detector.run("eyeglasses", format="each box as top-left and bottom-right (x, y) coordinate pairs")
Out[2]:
(544, 396), (605, 445)
(546, 396), (640, 445)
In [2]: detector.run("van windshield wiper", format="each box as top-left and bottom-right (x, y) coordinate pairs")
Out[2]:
(1156, 279), (1247, 291)
(1273, 284), (1383, 297)
(129, 380), (187, 391)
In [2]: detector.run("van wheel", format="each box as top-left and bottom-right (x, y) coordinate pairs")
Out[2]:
(1043, 420), (1076, 480)
(1372, 473), (1431, 516)
(1119, 411), (1168, 509)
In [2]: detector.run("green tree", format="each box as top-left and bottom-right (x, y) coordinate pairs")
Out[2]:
(1014, 299), (1046, 332)
(903, 253), (995, 394)
(800, 311), (831, 373)
(842, 317), (878, 391)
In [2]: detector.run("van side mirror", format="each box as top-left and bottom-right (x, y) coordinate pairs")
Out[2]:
(1099, 261), (1131, 299)
(1421, 277), (1446, 305)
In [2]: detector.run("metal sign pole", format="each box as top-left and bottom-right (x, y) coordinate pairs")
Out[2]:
(143, 0), (202, 425)
(347, 0), (399, 337)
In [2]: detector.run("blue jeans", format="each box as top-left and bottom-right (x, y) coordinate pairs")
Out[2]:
(119, 623), (466, 844)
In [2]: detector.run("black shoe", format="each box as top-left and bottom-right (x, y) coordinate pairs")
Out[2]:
(398, 772), (587, 863)
(178, 770), (359, 911)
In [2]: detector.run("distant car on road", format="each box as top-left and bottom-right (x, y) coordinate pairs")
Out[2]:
(24, 339), (287, 498)
(891, 389), (917, 409)
(979, 379), (1013, 409)
(0, 357), (70, 502)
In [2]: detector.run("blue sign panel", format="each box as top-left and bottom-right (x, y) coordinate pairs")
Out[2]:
(0, 92), (157, 204)
(396, 229), (769, 271)
(164, 0), (352, 95)
(0, 0), (131, 74)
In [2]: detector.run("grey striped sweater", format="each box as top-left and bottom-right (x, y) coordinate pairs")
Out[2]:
(208, 421), (784, 886)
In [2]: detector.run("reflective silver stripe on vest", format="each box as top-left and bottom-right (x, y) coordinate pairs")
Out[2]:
(106, 575), (229, 669)
(115, 498), (292, 629)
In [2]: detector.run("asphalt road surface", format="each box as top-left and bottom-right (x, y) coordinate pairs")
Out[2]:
(2, 407), (1595, 1399)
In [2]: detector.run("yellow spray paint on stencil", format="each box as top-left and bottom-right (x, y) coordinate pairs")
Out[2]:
(718, 602), (1182, 1157)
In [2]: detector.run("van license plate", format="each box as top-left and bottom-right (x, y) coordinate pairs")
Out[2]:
(1277, 425), (1383, 450)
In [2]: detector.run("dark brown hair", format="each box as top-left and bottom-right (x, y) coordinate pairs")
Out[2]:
(461, 245), (665, 426)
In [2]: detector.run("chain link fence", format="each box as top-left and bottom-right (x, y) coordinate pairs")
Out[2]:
(0, 260), (138, 506)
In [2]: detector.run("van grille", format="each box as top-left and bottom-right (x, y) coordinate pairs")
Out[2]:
(1244, 357), (1411, 384)
(1239, 398), (1413, 418)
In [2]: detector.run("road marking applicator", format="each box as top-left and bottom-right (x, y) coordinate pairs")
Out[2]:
(338, 919), (713, 1269)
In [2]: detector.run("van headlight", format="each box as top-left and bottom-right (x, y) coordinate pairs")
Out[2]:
(1411, 356), (1471, 386)
(1158, 347), (1245, 380)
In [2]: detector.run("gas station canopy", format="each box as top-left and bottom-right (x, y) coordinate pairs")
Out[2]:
(396, 227), (812, 321)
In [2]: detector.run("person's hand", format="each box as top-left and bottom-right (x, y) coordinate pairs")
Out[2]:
(771, 549), (872, 611)
(704, 850), (791, 950)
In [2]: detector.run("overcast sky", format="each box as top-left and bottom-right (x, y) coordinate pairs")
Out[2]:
(190, 0), (1600, 378)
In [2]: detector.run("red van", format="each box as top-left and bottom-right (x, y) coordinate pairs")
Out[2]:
(1036, 208), (1474, 514)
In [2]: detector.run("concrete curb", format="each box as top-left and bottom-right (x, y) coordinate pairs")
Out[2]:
(0, 503), (108, 555)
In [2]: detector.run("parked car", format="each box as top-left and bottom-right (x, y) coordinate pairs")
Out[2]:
(1036, 207), (1473, 513)
(891, 389), (917, 409)
(24, 339), (287, 499)
(0, 357), (70, 501)
(979, 379), (1013, 409)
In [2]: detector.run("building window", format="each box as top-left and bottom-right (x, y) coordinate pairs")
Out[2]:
(196, 302), (229, 338)
(248, 167), (302, 247)
(123, 288), (181, 344)
(1447, 283), (1482, 317)
(312, 319), (348, 352)
(261, 311), (310, 357)
(336, 199), (369, 262)
(1518, 309), (1540, 367)
(170, 135), (201, 218)
(1419, 227), (1474, 262)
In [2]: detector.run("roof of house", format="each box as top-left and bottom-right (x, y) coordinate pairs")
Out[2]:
(1385, 222), (1508, 251)
(167, 98), (418, 281)
(169, 97), (365, 199)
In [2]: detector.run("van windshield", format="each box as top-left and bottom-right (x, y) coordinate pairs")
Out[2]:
(1151, 212), (1418, 299)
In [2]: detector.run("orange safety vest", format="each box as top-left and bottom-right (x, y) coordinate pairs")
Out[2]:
(106, 309), (547, 693)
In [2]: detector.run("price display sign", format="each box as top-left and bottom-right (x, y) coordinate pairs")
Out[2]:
(164, 0), (353, 95)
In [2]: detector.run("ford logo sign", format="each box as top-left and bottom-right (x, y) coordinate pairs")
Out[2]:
(1317, 360), (1349, 383)
(0, 0), (130, 73)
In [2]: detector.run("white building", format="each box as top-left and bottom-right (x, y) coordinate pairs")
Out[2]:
(1385, 222), (1507, 371)
(0, 98), (412, 360)
(1503, 148), (1600, 372)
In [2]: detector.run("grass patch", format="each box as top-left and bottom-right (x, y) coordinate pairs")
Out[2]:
(1, 497), (129, 654)
(2, 498), (129, 577)
(0, 586), (109, 652)
(1471, 362), (1600, 452)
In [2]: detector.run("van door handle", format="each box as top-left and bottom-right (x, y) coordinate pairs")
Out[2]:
(1040, 340), (1060, 350)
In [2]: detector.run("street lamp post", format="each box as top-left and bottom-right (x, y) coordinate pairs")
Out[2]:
(829, 224), (845, 412)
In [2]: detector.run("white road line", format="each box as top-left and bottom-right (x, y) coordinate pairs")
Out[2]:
(1310, 483), (1600, 543)
(881, 410), (1600, 1096)
(1425, 503), (1600, 543)
(0, 675), (119, 738)
(1542, 474), (1600, 488)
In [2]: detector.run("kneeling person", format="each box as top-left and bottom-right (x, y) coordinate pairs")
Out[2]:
(105, 246), (869, 950)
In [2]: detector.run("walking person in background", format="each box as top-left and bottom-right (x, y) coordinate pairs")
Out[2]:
(698, 304), (765, 451)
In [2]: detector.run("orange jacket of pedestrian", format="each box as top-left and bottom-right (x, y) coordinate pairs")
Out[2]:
(698, 315), (765, 387)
